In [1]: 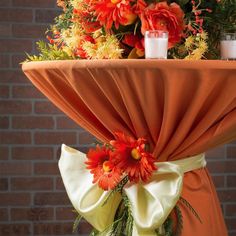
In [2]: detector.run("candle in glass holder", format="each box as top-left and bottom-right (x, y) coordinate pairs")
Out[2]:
(220, 32), (236, 60)
(145, 30), (168, 59)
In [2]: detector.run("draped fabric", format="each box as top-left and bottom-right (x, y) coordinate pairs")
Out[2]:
(22, 59), (236, 235)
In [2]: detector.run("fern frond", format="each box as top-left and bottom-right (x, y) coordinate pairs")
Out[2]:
(102, 176), (129, 207)
(175, 205), (183, 236)
(164, 217), (174, 236)
(179, 197), (202, 224)
(123, 194), (133, 236)
(72, 213), (82, 233)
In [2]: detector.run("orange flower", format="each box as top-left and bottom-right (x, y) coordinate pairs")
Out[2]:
(140, 1), (185, 48)
(73, 8), (101, 33)
(85, 146), (121, 190)
(91, 0), (137, 29)
(123, 34), (144, 57)
(110, 132), (156, 183)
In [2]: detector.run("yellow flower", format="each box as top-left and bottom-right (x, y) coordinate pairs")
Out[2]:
(185, 35), (195, 49)
(71, 0), (85, 10)
(83, 35), (123, 59)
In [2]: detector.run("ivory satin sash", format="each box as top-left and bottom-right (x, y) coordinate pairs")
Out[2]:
(59, 144), (206, 236)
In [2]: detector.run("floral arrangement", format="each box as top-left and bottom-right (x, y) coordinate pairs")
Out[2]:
(26, 0), (235, 61)
(72, 132), (202, 236)
(86, 132), (156, 191)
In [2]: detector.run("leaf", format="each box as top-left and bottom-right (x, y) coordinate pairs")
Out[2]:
(72, 213), (82, 233)
(164, 217), (174, 236)
(102, 176), (129, 207)
(174, 205), (183, 236)
(179, 197), (202, 224)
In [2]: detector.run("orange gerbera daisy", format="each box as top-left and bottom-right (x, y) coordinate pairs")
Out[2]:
(85, 146), (121, 190)
(110, 132), (157, 183)
(91, 0), (137, 29)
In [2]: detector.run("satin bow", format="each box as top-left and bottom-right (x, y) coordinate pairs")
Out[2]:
(59, 144), (206, 235)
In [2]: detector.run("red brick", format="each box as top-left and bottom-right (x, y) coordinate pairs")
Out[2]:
(12, 0), (56, 7)
(0, 131), (31, 144)
(226, 218), (236, 230)
(11, 207), (54, 221)
(12, 116), (54, 129)
(0, 9), (33, 22)
(56, 177), (65, 190)
(1, 70), (30, 84)
(12, 24), (48, 38)
(0, 178), (8, 191)
(0, 85), (9, 98)
(34, 223), (80, 235)
(0, 224), (31, 235)
(229, 233), (236, 236)
(211, 175), (225, 188)
(0, 24), (11, 37)
(0, 146), (9, 160)
(207, 160), (236, 174)
(34, 192), (71, 206)
(0, 193), (30, 206)
(218, 190), (236, 202)
(227, 146), (236, 159)
(78, 221), (92, 234)
(34, 131), (77, 145)
(0, 162), (31, 176)
(34, 162), (59, 175)
(12, 85), (44, 99)
(12, 146), (53, 160)
(0, 54), (10, 68)
(227, 175), (236, 188)
(79, 132), (95, 145)
(0, 39), (32, 53)
(0, 116), (9, 129)
(56, 207), (76, 220)
(11, 177), (53, 191)
(35, 10), (60, 23)
(0, 0), (11, 7)
(0, 101), (32, 114)
(206, 146), (225, 159)
(0, 209), (8, 221)
(11, 54), (26, 68)
(34, 101), (61, 114)
(56, 116), (79, 129)
(226, 204), (236, 217)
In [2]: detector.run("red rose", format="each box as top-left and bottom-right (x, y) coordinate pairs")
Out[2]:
(140, 1), (185, 48)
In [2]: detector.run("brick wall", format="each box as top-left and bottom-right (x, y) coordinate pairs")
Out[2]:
(0, 1), (235, 236)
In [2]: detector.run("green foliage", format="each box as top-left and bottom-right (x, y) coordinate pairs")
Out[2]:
(102, 176), (129, 207)
(24, 41), (73, 62)
(179, 197), (202, 224)
(174, 205), (183, 236)
(72, 213), (83, 233)
(54, 3), (74, 31)
(90, 191), (133, 236)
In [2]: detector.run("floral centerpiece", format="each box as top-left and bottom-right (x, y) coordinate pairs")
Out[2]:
(26, 0), (235, 61)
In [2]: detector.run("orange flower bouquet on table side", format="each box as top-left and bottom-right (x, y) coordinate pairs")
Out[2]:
(64, 132), (202, 236)
(26, 0), (235, 61)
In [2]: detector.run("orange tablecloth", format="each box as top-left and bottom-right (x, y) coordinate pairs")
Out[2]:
(23, 59), (236, 236)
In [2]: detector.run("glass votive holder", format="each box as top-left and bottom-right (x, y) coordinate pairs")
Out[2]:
(220, 32), (236, 60)
(144, 30), (168, 59)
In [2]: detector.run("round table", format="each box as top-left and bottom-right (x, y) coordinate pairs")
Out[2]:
(23, 59), (236, 236)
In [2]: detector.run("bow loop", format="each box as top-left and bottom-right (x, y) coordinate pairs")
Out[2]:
(124, 162), (184, 235)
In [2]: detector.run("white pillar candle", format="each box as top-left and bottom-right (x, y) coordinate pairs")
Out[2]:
(145, 37), (168, 59)
(144, 30), (168, 59)
(220, 40), (236, 60)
